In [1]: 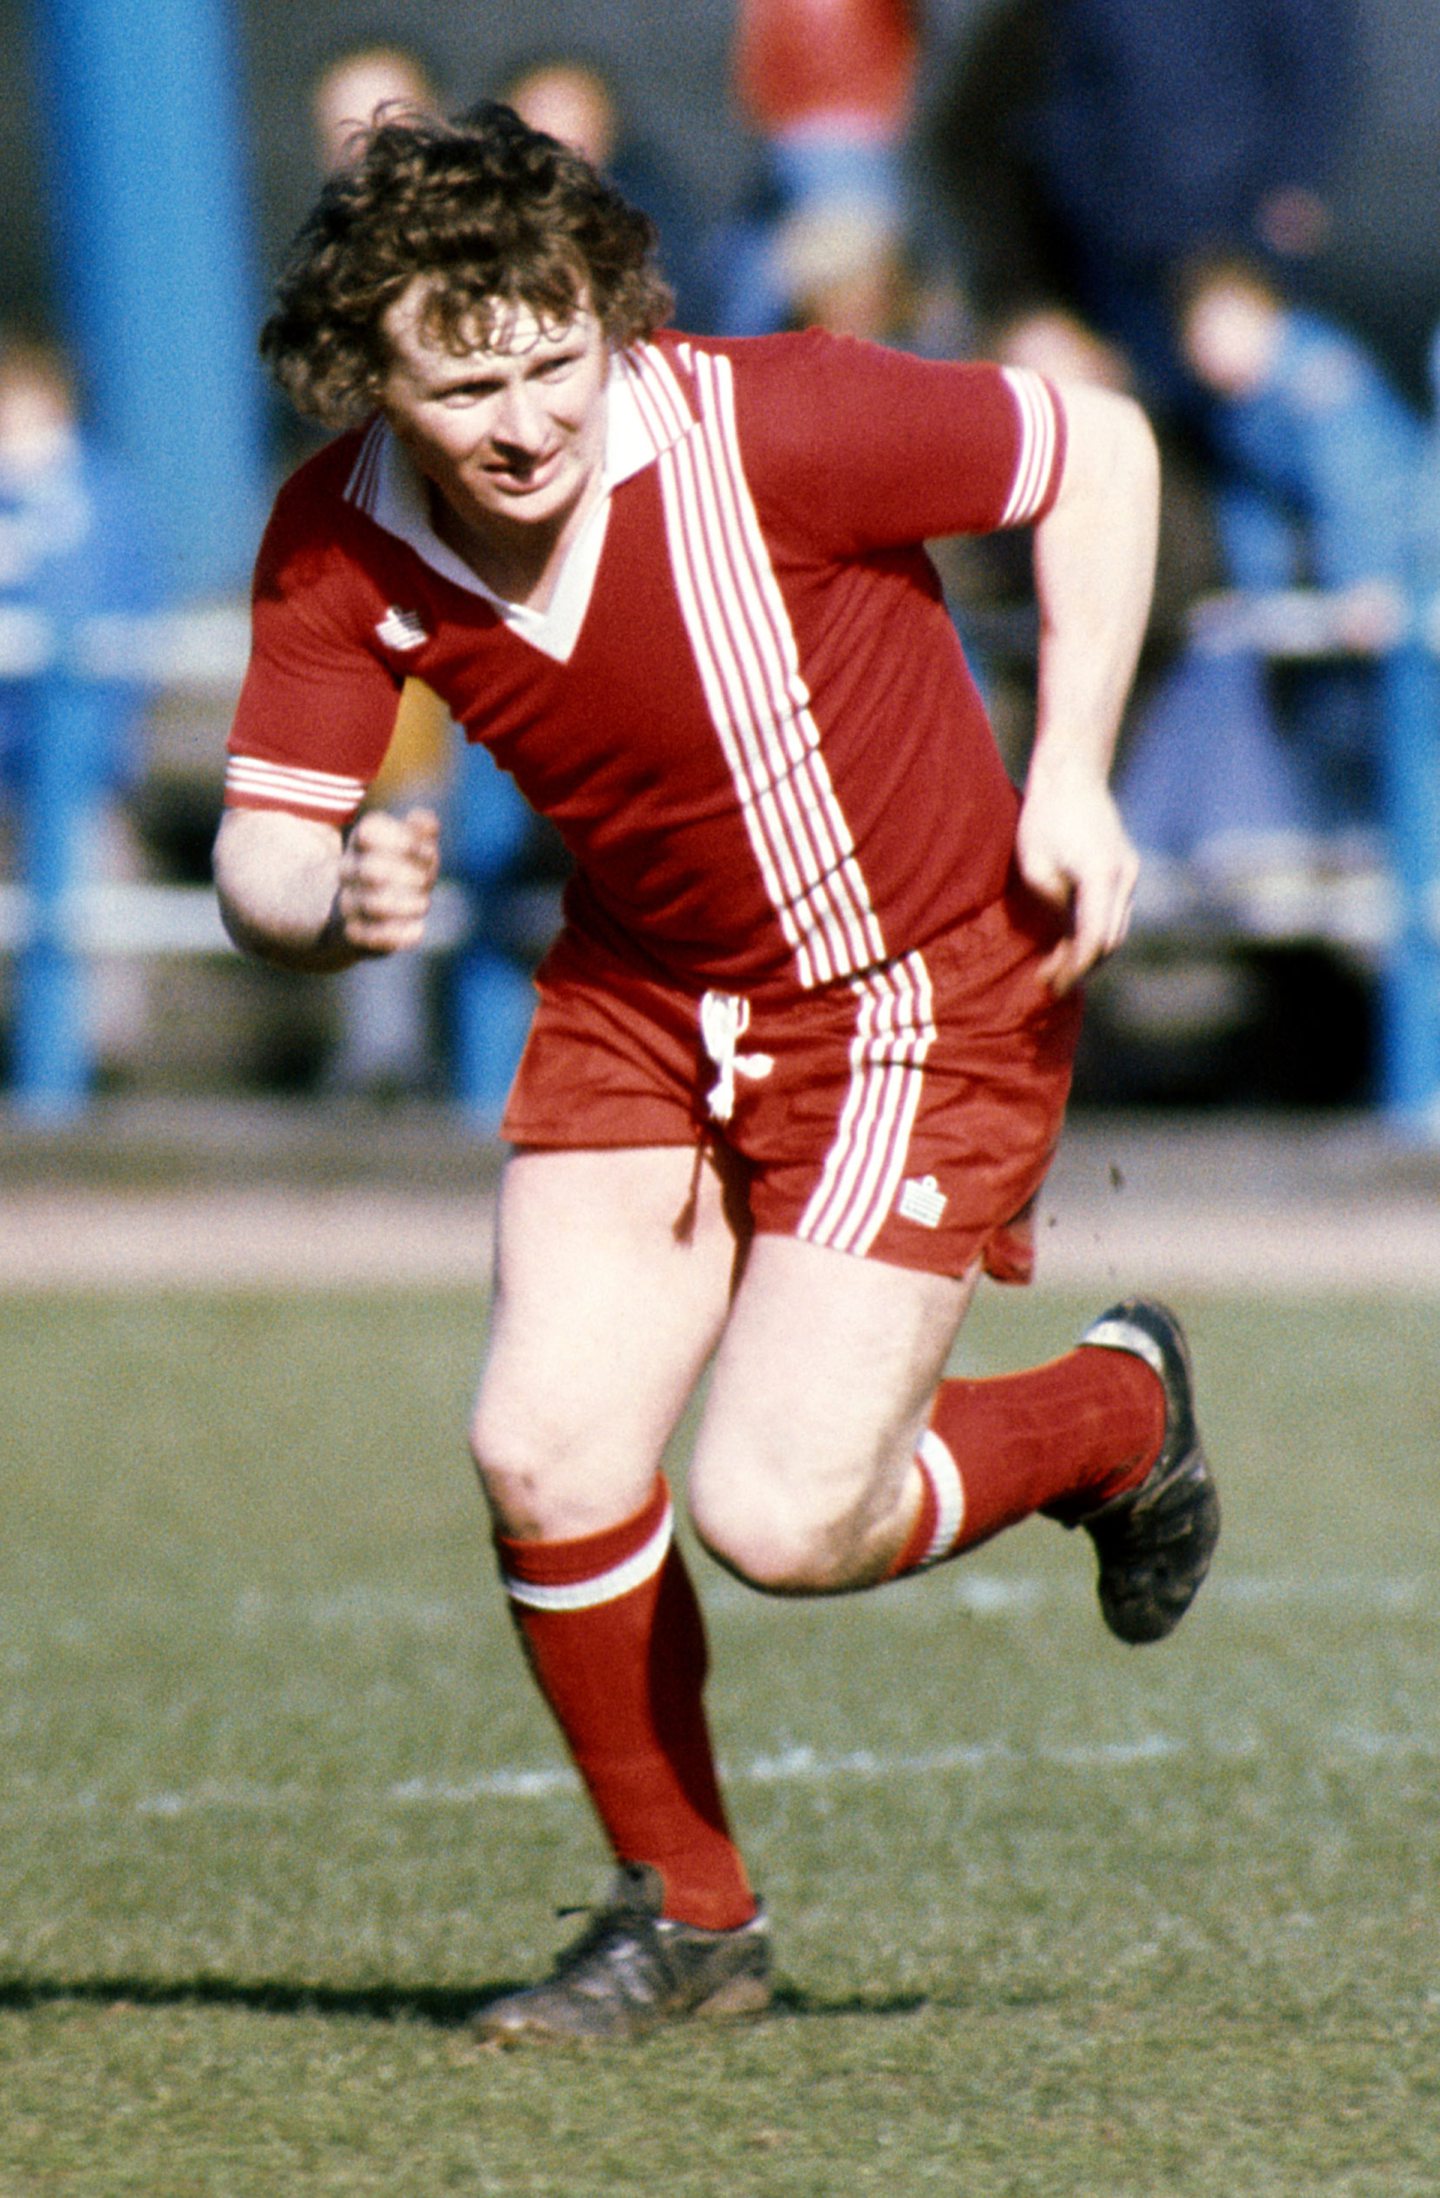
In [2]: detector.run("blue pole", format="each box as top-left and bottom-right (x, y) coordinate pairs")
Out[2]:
(26, 0), (270, 600)
(450, 945), (538, 1134)
(11, 645), (99, 1120)
(443, 743), (538, 1129)
(1376, 629), (1440, 1135)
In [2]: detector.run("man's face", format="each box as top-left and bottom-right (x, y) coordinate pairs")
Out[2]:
(1179, 278), (1280, 400)
(379, 281), (610, 550)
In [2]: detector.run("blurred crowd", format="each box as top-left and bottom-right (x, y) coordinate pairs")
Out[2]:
(5, 0), (1439, 1099)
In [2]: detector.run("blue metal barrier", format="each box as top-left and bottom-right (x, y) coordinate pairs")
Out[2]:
(2, 611), (540, 1127)
(12, 646), (92, 1119)
(443, 738), (542, 1132)
(1377, 626), (1440, 1133)
(449, 947), (540, 1134)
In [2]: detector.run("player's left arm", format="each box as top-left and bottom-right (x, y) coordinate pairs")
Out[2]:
(1016, 379), (1160, 996)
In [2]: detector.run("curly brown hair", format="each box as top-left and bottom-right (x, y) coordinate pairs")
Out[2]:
(260, 102), (674, 428)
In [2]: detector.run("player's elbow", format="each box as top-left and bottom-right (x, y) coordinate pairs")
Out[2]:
(212, 807), (350, 972)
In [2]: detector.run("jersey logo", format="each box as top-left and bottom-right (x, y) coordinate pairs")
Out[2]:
(375, 605), (429, 652)
(898, 1175), (947, 1229)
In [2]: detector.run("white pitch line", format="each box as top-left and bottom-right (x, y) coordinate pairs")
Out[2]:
(13, 1722), (1435, 1824)
(3, 1570), (1431, 1648)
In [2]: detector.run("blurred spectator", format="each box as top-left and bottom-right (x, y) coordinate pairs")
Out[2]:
(987, 301), (1131, 393)
(499, 52), (720, 331)
(734, 0), (919, 183)
(928, 0), (1357, 410)
(1178, 253), (1422, 611)
(0, 332), (163, 1073)
(308, 45), (455, 1090)
(773, 195), (916, 342)
(722, 0), (922, 334)
(498, 53), (619, 169)
(308, 51), (577, 1095)
(0, 333), (161, 805)
(1117, 254), (1424, 903)
(925, 0), (1063, 335)
(310, 40), (441, 174)
(940, 303), (1220, 779)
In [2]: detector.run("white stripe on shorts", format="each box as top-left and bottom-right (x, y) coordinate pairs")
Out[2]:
(797, 950), (937, 1256)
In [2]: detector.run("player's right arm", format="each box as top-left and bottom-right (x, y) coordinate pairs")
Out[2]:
(216, 436), (443, 972)
(215, 804), (440, 973)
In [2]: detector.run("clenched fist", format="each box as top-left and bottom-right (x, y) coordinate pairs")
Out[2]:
(335, 807), (441, 956)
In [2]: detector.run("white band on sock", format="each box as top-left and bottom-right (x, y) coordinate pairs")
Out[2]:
(916, 1429), (965, 1567)
(504, 1497), (674, 1612)
(1080, 1317), (1167, 1384)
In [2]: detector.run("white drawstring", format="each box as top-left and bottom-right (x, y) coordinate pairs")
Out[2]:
(699, 990), (774, 1122)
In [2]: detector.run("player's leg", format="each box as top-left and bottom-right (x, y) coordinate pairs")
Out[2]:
(686, 1233), (1179, 1597)
(686, 895), (1217, 1628)
(469, 1142), (770, 2029)
(687, 1232), (976, 1589)
(865, 1290), (1216, 1645)
(471, 1141), (740, 1538)
(470, 1141), (779, 2041)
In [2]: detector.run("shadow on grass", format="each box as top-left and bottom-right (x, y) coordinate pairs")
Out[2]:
(0, 1976), (941, 2026)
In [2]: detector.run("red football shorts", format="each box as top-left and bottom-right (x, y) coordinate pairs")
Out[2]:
(501, 877), (1084, 1282)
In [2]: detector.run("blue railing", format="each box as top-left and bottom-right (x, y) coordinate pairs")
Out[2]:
(0, 605), (538, 1129)
(1169, 586), (1440, 1133)
(3, 593), (1440, 1135)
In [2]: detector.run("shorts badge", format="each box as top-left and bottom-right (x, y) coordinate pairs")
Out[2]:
(898, 1174), (947, 1228)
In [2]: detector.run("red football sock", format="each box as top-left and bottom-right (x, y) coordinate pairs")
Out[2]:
(495, 1476), (755, 1931)
(886, 1343), (1165, 1578)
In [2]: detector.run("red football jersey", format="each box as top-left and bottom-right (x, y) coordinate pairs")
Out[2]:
(227, 328), (1065, 991)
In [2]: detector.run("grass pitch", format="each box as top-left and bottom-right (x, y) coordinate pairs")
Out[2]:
(0, 1284), (1437, 2195)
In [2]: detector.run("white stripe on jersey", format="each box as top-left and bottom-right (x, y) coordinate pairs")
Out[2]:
(998, 368), (1062, 526)
(798, 949), (937, 1255)
(634, 344), (888, 991)
(224, 755), (368, 817)
(620, 342), (694, 453)
(343, 418), (387, 514)
(502, 1496), (674, 1612)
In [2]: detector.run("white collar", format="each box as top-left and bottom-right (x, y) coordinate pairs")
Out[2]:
(347, 346), (692, 662)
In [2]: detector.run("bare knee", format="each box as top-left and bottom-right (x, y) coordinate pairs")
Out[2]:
(468, 1392), (597, 1536)
(468, 1395), (548, 1532)
(689, 1476), (879, 1595)
(469, 1395), (664, 1543)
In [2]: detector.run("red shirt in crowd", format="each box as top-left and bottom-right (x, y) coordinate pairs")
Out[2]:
(733, 0), (921, 138)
